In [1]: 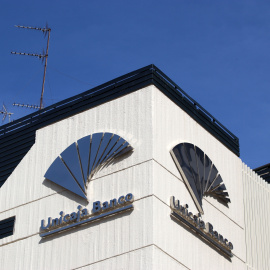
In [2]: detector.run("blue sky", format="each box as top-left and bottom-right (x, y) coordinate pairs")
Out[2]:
(1, 1), (269, 169)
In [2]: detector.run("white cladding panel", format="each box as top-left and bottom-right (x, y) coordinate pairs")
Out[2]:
(77, 246), (188, 270)
(0, 86), (154, 213)
(153, 197), (245, 270)
(0, 161), (154, 245)
(0, 86), (156, 270)
(242, 163), (270, 270)
(152, 89), (244, 229)
(152, 161), (245, 262)
(0, 198), (154, 270)
(0, 84), (266, 269)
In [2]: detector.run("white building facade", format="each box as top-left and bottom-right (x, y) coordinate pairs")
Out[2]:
(0, 65), (269, 269)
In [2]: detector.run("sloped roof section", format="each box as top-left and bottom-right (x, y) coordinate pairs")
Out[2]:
(0, 64), (239, 188)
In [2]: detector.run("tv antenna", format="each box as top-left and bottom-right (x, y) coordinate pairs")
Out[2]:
(11, 24), (51, 110)
(12, 103), (40, 110)
(0, 104), (13, 123)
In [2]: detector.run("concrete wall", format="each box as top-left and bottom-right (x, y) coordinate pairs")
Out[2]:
(0, 85), (262, 269)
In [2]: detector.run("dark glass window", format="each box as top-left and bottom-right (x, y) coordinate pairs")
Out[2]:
(0, 216), (15, 240)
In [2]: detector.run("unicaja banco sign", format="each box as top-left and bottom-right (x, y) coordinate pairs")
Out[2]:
(40, 132), (134, 237)
(170, 196), (233, 257)
(170, 142), (231, 214)
(170, 143), (233, 257)
(44, 132), (133, 200)
(40, 193), (134, 238)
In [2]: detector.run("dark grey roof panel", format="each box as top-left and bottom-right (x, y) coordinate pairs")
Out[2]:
(254, 163), (270, 184)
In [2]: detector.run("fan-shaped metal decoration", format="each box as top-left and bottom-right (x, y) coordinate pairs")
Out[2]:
(170, 143), (230, 214)
(44, 133), (133, 200)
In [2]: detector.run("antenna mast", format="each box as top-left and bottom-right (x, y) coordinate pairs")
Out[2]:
(12, 103), (40, 110)
(11, 24), (51, 110)
(0, 104), (13, 123)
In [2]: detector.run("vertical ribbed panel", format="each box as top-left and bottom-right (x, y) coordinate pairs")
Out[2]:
(242, 162), (270, 270)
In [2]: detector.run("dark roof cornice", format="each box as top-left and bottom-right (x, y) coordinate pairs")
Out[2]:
(0, 64), (239, 188)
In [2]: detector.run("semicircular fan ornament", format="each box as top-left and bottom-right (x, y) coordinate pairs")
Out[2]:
(44, 133), (133, 200)
(170, 143), (230, 214)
